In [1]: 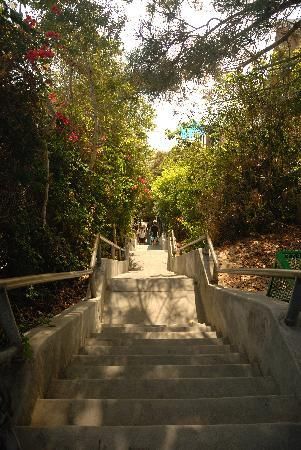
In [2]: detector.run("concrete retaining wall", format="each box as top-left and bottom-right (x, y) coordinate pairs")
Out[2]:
(0, 258), (128, 425)
(170, 249), (301, 399)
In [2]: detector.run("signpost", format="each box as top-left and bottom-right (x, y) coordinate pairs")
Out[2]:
(180, 125), (205, 140)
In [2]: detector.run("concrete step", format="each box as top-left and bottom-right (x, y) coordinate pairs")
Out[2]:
(81, 344), (231, 357)
(64, 363), (258, 379)
(72, 352), (247, 366)
(17, 423), (301, 450)
(100, 323), (212, 332)
(86, 337), (222, 347)
(108, 277), (195, 291)
(47, 377), (277, 399)
(81, 343), (230, 356)
(94, 331), (218, 339)
(31, 396), (300, 426)
(87, 336), (223, 345)
(104, 290), (198, 325)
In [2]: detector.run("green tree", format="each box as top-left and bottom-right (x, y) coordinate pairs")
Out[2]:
(130, 0), (301, 93)
(0, 0), (154, 276)
(152, 56), (301, 241)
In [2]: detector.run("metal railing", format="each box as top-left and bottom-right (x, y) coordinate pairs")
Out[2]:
(98, 232), (126, 261)
(0, 270), (93, 291)
(0, 232), (129, 364)
(170, 231), (301, 327)
(178, 235), (206, 254)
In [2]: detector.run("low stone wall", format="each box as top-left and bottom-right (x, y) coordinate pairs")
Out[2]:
(1, 258), (128, 425)
(170, 249), (301, 399)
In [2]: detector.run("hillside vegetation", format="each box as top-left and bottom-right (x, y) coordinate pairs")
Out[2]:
(152, 49), (301, 243)
(217, 225), (301, 293)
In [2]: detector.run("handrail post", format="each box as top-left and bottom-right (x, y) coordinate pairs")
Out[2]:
(171, 230), (177, 256)
(203, 240), (209, 256)
(202, 237), (218, 284)
(212, 262), (218, 284)
(285, 277), (301, 326)
(0, 288), (23, 350)
(125, 238), (130, 261)
(206, 233), (219, 284)
(96, 242), (102, 267)
(111, 245), (115, 260)
(89, 234), (100, 298)
(167, 235), (173, 271)
(112, 224), (117, 260)
(89, 276), (97, 299)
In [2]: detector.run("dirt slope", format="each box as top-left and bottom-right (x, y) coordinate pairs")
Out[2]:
(216, 225), (301, 293)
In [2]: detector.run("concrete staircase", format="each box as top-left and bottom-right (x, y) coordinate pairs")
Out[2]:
(16, 247), (301, 448)
(18, 322), (301, 449)
(104, 275), (198, 325)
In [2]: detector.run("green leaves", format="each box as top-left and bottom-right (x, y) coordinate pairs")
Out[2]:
(152, 51), (301, 242)
(131, 0), (301, 93)
(0, 0), (154, 278)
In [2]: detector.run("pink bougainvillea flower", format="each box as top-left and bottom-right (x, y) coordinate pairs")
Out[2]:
(68, 132), (79, 143)
(55, 112), (70, 126)
(48, 92), (57, 103)
(26, 49), (39, 63)
(26, 46), (55, 63)
(138, 177), (146, 184)
(51, 4), (61, 15)
(24, 15), (37, 29)
(38, 46), (55, 58)
(45, 31), (61, 40)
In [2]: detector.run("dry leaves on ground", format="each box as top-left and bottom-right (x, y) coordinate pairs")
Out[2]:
(216, 225), (301, 293)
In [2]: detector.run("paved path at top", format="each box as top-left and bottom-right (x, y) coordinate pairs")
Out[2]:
(116, 244), (186, 279)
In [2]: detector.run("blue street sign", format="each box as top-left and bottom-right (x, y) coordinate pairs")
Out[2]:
(180, 126), (205, 140)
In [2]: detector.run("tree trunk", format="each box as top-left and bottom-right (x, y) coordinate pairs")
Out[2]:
(41, 145), (50, 228)
(88, 65), (99, 170)
(68, 66), (74, 103)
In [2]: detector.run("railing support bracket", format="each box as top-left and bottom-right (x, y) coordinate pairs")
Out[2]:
(0, 288), (23, 350)
(285, 277), (301, 326)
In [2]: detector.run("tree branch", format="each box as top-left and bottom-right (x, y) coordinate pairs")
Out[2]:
(241, 19), (301, 67)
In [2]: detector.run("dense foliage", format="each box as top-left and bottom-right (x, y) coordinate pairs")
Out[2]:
(0, 0), (154, 278)
(131, 0), (301, 93)
(152, 51), (301, 241)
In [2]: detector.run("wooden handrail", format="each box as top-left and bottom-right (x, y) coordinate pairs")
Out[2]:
(98, 233), (125, 252)
(178, 235), (206, 252)
(0, 269), (92, 290)
(90, 234), (100, 269)
(206, 233), (220, 271)
(218, 267), (301, 279)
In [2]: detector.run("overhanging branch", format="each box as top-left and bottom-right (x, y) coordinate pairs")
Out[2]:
(241, 19), (301, 68)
